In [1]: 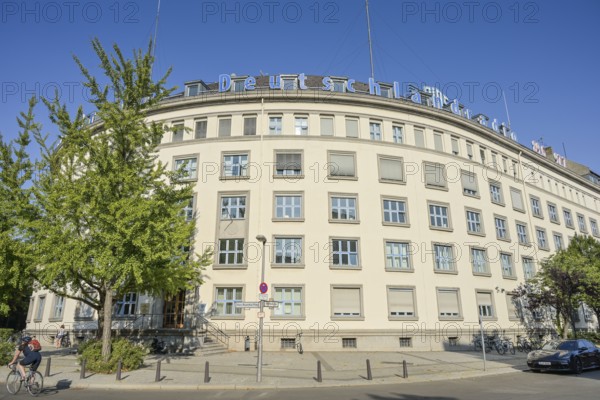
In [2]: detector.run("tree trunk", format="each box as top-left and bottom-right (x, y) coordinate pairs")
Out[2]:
(102, 288), (113, 362)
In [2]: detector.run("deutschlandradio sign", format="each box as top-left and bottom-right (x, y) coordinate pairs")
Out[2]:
(217, 73), (518, 142)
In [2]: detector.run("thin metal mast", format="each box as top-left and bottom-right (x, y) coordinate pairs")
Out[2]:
(152, 0), (161, 58)
(365, 0), (375, 81)
(502, 90), (512, 129)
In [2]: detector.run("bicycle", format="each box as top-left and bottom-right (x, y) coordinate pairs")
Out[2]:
(295, 332), (303, 354)
(472, 334), (492, 353)
(516, 335), (532, 353)
(6, 364), (43, 396)
(59, 332), (71, 348)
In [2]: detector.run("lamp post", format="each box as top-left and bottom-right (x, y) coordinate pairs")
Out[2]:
(256, 234), (267, 383)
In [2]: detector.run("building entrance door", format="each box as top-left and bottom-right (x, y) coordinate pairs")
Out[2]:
(163, 290), (185, 328)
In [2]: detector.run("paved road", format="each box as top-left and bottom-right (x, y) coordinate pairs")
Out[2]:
(1, 368), (597, 400)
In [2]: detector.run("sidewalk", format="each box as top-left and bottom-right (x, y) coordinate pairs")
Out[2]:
(1, 348), (528, 391)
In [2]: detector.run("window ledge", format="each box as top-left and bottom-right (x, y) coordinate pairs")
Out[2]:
(388, 316), (419, 321)
(472, 272), (492, 277)
(434, 269), (458, 275)
(550, 220), (561, 225)
(502, 275), (518, 281)
(382, 222), (410, 228)
(211, 316), (245, 320)
(385, 268), (414, 273)
(468, 231), (486, 237)
(379, 179), (406, 185)
(271, 264), (305, 269)
(497, 237), (512, 243)
(213, 264), (248, 270)
(462, 194), (481, 199)
(331, 316), (365, 321)
(48, 317), (64, 323)
(271, 316), (306, 321)
(328, 219), (360, 224)
(329, 266), (362, 270)
(425, 185), (449, 191)
(272, 218), (305, 222)
(273, 175), (305, 180)
(327, 176), (358, 181)
(532, 214), (544, 220)
(512, 208), (526, 213)
(439, 317), (464, 321)
(220, 176), (250, 181)
(429, 226), (453, 232)
(491, 201), (506, 207)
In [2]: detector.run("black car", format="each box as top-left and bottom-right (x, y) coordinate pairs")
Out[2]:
(527, 339), (600, 373)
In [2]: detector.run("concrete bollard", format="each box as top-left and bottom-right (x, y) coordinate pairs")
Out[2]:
(316, 360), (322, 383)
(44, 357), (51, 378)
(116, 358), (122, 381)
(402, 359), (408, 378)
(80, 359), (86, 380)
(366, 359), (372, 380)
(155, 359), (162, 382)
(204, 361), (210, 383)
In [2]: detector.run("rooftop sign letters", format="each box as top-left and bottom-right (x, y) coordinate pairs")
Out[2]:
(532, 140), (567, 168)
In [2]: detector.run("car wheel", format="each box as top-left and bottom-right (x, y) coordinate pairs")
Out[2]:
(571, 357), (583, 374)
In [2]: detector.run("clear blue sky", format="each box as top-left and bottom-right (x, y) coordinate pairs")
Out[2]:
(1, 0), (599, 170)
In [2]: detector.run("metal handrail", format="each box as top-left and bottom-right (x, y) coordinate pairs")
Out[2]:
(195, 314), (230, 347)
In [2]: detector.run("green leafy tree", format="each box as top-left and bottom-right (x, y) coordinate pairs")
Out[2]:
(571, 235), (600, 323)
(32, 39), (211, 361)
(0, 98), (38, 321)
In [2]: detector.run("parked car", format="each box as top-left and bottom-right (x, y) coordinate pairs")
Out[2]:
(527, 339), (600, 373)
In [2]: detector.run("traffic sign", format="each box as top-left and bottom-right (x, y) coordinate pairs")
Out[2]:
(264, 301), (280, 308)
(259, 282), (268, 294)
(235, 302), (260, 308)
(258, 294), (268, 301)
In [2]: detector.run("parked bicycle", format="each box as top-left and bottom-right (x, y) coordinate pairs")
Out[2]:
(516, 335), (532, 353)
(59, 332), (71, 348)
(6, 364), (43, 396)
(150, 336), (168, 354)
(472, 334), (492, 353)
(295, 332), (303, 354)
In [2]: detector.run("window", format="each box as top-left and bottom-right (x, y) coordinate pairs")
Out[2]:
(388, 287), (416, 318)
(274, 194), (302, 220)
(331, 239), (359, 268)
(282, 77), (297, 90)
(218, 117), (231, 137)
(476, 291), (494, 318)
(218, 239), (244, 265)
(506, 294), (521, 320)
(591, 219), (599, 237)
(320, 116), (334, 136)
(433, 132), (444, 151)
(491, 152), (498, 168)
(281, 338), (295, 349)
(328, 152), (356, 178)
(434, 244), (455, 272)
(172, 123), (184, 142)
(500, 253), (515, 278)
(222, 154), (249, 177)
(494, 216), (509, 240)
(466, 142), (473, 160)
(461, 171), (479, 197)
(182, 196), (195, 222)
(530, 196), (543, 218)
(385, 241), (411, 270)
(393, 125), (404, 143)
(471, 247), (489, 275)
(269, 116), (282, 135)
(274, 237), (303, 265)
(75, 295), (95, 319)
(516, 222), (529, 245)
(220, 196), (246, 219)
(429, 202), (451, 230)
(115, 293), (137, 316)
(275, 152), (302, 176)
(437, 288), (461, 319)
(195, 119), (207, 139)
(548, 203), (559, 223)
(35, 296), (46, 321)
(414, 128), (425, 147)
(345, 118), (359, 138)
(243, 116), (256, 135)
(399, 337), (413, 347)
(330, 195), (357, 221)
(489, 182), (503, 204)
(173, 157), (198, 180)
(466, 209), (483, 235)
(522, 257), (536, 279)
(26, 297), (34, 322)
(451, 136), (460, 155)
(215, 287), (243, 316)
(553, 232), (564, 250)
(233, 79), (245, 92)
(501, 157), (508, 173)
(380, 85), (392, 98)
(378, 156), (404, 183)
(52, 296), (65, 320)
(479, 147), (486, 164)
(331, 286), (362, 318)
(273, 287), (303, 317)
(370, 122), (382, 140)
(333, 80), (345, 92)
(423, 162), (447, 189)
(563, 208), (574, 228)
(342, 338), (357, 348)
(536, 227), (549, 250)
(577, 214), (587, 232)
(294, 116), (308, 135)
(382, 198), (408, 225)
(510, 188), (525, 212)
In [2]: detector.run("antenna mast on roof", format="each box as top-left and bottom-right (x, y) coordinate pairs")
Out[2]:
(365, 0), (375, 81)
(150, 0), (161, 78)
(502, 90), (512, 129)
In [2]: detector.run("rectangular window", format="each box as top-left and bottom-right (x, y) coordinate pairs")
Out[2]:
(342, 338), (357, 348)
(451, 136), (460, 155)
(548, 203), (559, 223)
(274, 287), (303, 317)
(510, 188), (525, 212)
(76, 296), (95, 319)
(536, 227), (548, 250)
(563, 208), (574, 228)
(233, 80), (245, 92)
(333, 80), (345, 92)
(26, 297), (34, 322)
(500, 253), (514, 278)
(553, 233), (564, 250)
(530, 196), (543, 218)
(115, 293), (137, 316)
(414, 128), (425, 147)
(476, 291), (494, 318)
(331, 239), (359, 267)
(218, 117), (231, 137)
(577, 214), (587, 232)
(294, 116), (308, 135)
(275, 152), (302, 176)
(491, 152), (498, 168)
(466, 209), (483, 234)
(466, 142), (473, 160)
(182, 196), (195, 221)
(471, 247), (489, 274)
(429, 203), (450, 229)
(388, 287), (416, 318)
(220, 196), (246, 219)
(274, 194), (302, 219)
(328, 152), (356, 178)
(172, 123), (184, 142)
(522, 257), (536, 279)
(424, 162), (447, 189)
(494, 216), (509, 240)
(506, 294), (520, 320)
(174, 157), (198, 180)
(379, 156), (404, 183)
(331, 287), (362, 317)
(437, 288), (461, 319)
(218, 239), (244, 265)
(243, 116), (256, 135)
(52, 296), (65, 319)
(461, 171), (479, 197)
(385, 241), (411, 270)
(433, 132), (444, 151)
(195, 119), (207, 139)
(35, 296), (46, 321)
(480, 147), (486, 164)
(434, 244), (455, 271)
(274, 237), (303, 265)
(370, 122), (382, 140)
(393, 125), (404, 143)
(590, 219), (599, 237)
(330, 196), (357, 221)
(282, 77), (297, 90)
(382, 198), (408, 225)
(215, 287), (243, 316)
(345, 118), (359, 138)
(222, 154), (249, 177)
(501, 156), (508, 172)
(320, 116), (334, 136)
(516, 222), (529, 245)
(269, 116), (282, 135)
(489, 182), (503, 204)
(399, 338), (413, 347)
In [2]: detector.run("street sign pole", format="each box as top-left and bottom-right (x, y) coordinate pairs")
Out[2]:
(479, 314), (487, 371)
(256, 235), (267, 383)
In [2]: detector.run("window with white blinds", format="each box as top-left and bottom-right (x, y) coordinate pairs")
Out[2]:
(275, 153), (302, 176)
(433, 132), (444, 151)
(388, 288), (416, 317)
(379, 156), (404, 182)
(477, 291), (494, 318)
(461, 171), (478, 196)
(414, 128), (425, 147)
(218, 117), (231, 137)
(195, 119), (207, 139)
(328, 152), (356, 178)
(506, 294), (520, 319)
(332, 287), (362, 317)
(437, 289), (460, 318)
(451, 136), (460, 155)
(243, 116), (256, 135)
(510, 188), (524, 211)
(424, 162), (447, 189)
(345, 118), (359, 138)
(320, 116), (334, 136)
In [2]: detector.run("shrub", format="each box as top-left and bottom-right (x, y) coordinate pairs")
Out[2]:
(78, 338), (146, 373)
(0, 328), (15, 342)
(0, 341), (15, 365)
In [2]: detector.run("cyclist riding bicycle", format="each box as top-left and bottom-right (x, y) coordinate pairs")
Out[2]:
(7, 336), (42, 381)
